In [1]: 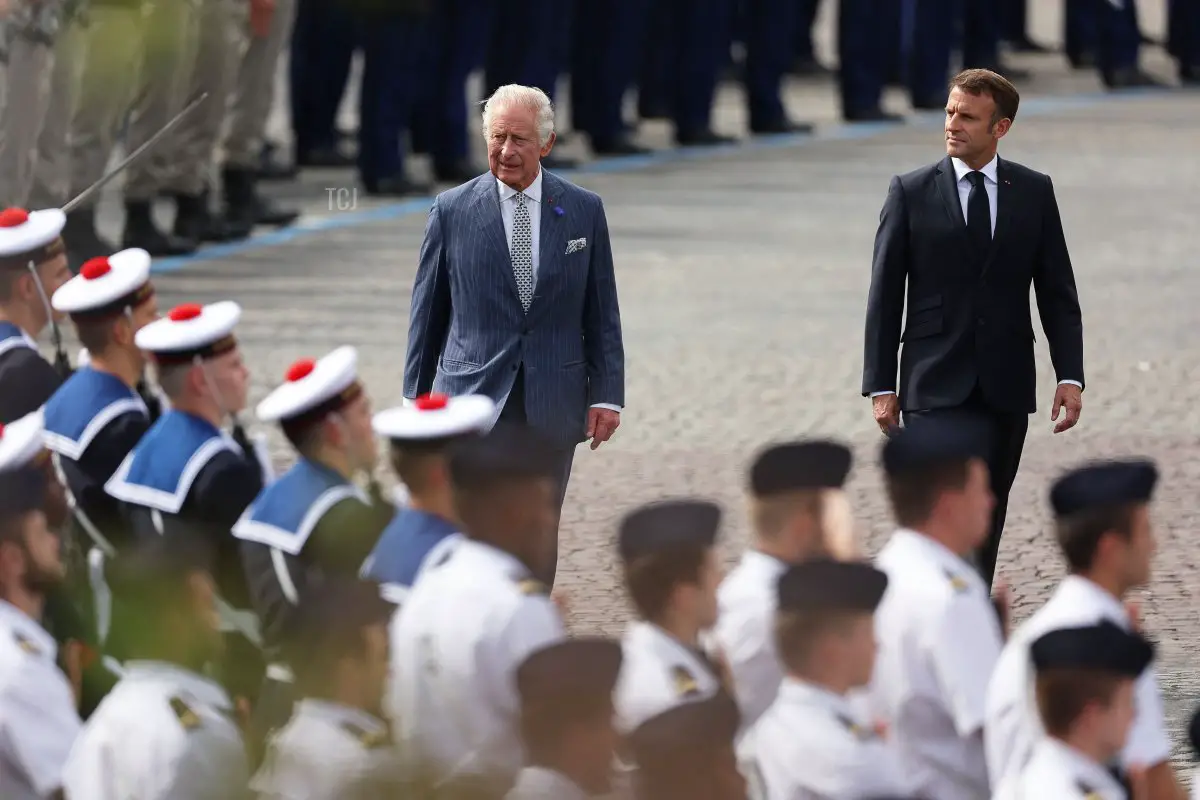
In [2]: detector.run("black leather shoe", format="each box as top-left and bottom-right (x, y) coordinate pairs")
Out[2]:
(590, 135), (652, 156)
(122, 202), (198, 256)
(434, 160), (485, 184)
(675, 128), (739, 147)
(844, 108), (906, 123)
(223, 168), (300, 229)
(1104, 68), (1167, 89)
(295, 147), (355, 169)
(174, 192), (253, 243)
(362, 176), (432, 198)
(750, 119), (814, 135)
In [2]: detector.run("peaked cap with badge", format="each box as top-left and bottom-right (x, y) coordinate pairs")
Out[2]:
(446, 420), (563, 491)
(135, 301), (241, 366)
(750, 440), (853, 496)
(1049, 459), (1158, 518)
(0, 207), (66, 267)
(880, 416), (988, 477)
(373, 392), (495, 446)
(257, 347), (366, 437)
(1030, 620), (1154, 679)
(516, 637), (623, 716)
(776, 558), (889, 613)
(617, 498), (721, 563)
(52, 250), (155, 321)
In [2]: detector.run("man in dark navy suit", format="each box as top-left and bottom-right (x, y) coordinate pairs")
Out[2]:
(403, 84), (626, 585)
(862, 69), (1085, 589)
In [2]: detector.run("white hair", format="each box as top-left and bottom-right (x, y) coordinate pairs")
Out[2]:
(481, 84), (556, 147)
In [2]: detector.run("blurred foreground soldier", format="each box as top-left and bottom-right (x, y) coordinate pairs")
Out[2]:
(0, 207), (72, 422)
(389, 422), (566, 791)
(251, 578), (399, 800)
(0, 412), (81, 799)
(985, 460), (1183, 798)
(992, 622), (1154, 800)
(714, 440), (855, 729)
(614, 499), (728, 734)
(363, 392), (495, 600)
(628, 693), (746, 800)
(61, 535), (250, 799)
(507, 638), (623, 800)
(234, 346), (394, 759)
(868, 418), (1004, 800)
(1189, 706), (1200, 800)
(105, 301), (269, 701)
(738, 559), (912, 799)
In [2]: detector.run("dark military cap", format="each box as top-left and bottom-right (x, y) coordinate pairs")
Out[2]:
(776, 558), (888, 613)
(628, 693), (740, 761)
(617, 499), (721, 562)
(1049, 459), (1158, 517)
(0, 466), (46, 520)
(1030, 621), (1154, 678)
(447, 421), (564, 491)
(516, 637), (623, 711)
(749, 440), (852, 496)
(880, 415), (987, 477)
(282, 577), (396, 665)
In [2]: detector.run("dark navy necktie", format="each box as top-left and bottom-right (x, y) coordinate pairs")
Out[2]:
(966, 171), (992, 253)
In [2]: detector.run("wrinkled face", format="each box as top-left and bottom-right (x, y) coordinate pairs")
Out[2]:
(486, 103), (555, 192)
(209, 346), (250, 414)
(944, 87), (1009, 165)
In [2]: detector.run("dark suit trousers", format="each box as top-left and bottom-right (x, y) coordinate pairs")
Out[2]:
(499, 367), (576, 586)
(903, 384), (1028, 589)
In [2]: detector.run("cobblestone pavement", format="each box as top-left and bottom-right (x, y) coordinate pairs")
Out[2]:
(71, 0), (1200, 770)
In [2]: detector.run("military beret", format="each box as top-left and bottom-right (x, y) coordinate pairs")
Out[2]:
(0, 466), (47, 520)
(776, 558), (888, 613)
(447, 421), (563, 490)
(749, 440), (852, 496)
(628, 693), (740, 762)
(516, 637), (623, 712)
(1030, 621), (1154, 678)
(283, 577), (396, 659)
(617, 499), (721, 562)
(1049, 459), (1158, 517)
(880, 415), (987, 477)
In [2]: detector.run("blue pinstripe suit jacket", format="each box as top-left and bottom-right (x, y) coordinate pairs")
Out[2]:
(403, 170), (625, 447)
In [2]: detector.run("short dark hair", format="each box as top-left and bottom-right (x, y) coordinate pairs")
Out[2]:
(885, 460), (971, 529)
(950, 68), (1020, 126)
(1035, 669), (1125, 737)
(624, 545), (708, 621)
(1055, 504), (1137, 572)
(774, 609), (859, 672)
(0, 239), (66, 303)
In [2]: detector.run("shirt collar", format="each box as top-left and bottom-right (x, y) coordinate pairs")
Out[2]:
(892, 527), (979, 575)
(296, 698), (388, 734)
(1055, 575), (1130, 628)
(458, 538), (536, 581)
(1037, 738), (1126, 795)
(951, 154), (999, 185)
(778, 677), (858, 719)
(0, 599), (56, 661)
(122, 660), (233, 709)
(496, 170), (544, 205)
(745, 549), (789, 577)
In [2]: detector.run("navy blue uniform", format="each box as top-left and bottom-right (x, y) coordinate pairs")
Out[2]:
(105, 409), (267, 697)
(1170, 0), (1200, 80)
(641, 0), (736, 139)
(906, 0), (958, 107)
(484, 0), (570, 101)
(355, 8), (428, 188)
(962, 0), (1002, 70)
(837, 0), (895, 117)
(362, 508), (461, 602)
(743, 0), (800, 130)
(569, 0), (651, 150)
(0, 321), (62, 424)
(1065, 0), (1100, 66)
(1097, 0), (1141, 82)
(289, 0), (357, 159)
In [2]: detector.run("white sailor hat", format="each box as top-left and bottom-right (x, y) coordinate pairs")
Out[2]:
(256, 346), (365, 425)
(372, 393), (496, 442)
(52, 249), (155, 318)
(0, 207), (66, 261)
(0, 410), (47, 472)
(135, 301), (241, 365)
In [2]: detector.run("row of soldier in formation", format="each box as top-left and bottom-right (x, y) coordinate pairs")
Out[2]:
(0, 203), (1199, 799)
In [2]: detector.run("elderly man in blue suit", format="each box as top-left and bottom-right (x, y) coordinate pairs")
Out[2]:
(403, 84), (626, 585)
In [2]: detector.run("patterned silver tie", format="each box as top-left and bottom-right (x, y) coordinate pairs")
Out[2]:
(511, 192), (534, 312)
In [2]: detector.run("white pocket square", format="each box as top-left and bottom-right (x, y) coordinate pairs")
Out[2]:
(565, 238), (587, 255)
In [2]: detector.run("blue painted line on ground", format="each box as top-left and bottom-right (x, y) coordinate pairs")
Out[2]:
(149, 86), (1165, 276)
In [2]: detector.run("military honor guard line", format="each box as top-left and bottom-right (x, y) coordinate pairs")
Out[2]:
(1, 73), (1200, 799)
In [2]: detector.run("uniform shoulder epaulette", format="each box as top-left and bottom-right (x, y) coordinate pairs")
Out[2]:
(942, 567), (970, 593)
(834, 713), (877, 741)
(13, 631), (41, 656)
(169, 696), (203, 730)
(340, 720), (391, 750)
(517, 577), (549, 596)
(671, 665), (700, 697)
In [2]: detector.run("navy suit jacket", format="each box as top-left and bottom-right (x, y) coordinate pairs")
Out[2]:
(403, 170), (625, 447)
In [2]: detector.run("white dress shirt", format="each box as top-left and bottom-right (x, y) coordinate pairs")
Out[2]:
(870, 153), (1081, 398)
(991, 737), (1127, 800)
(388, 538), (565, 787)
(712, 550), (788, 732)
(614, 620), (723, 734)
(0, 600), (81, 800)
(867, 528), (1003, 800)
(984, 575), (1171, 790)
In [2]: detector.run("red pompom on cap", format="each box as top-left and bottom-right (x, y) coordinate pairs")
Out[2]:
(81, 257), (112, 280)
(0, 423), (5, 438)
(0, 208), (30, 228)
(168, 303), (203, 322)
(415, 393), (449, 411)
(286, 359), (316, 382)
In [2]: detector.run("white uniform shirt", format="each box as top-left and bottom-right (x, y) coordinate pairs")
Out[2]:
(984, 575), (1171, 789)
(388, 538), (565, 786)
(0, 600), (81, 799)
(868, 528), (1003, 800)
(713, 550), (788, 731)
(505, 766), (590, 800)
(738, 678), (912, 800)
(62, 660), (248, 800)
(614, 620), (723, 734)
(991, 738), (1126, 800)
(251, 699), (397, 799)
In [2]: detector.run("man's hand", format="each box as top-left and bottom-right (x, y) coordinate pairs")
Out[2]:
(249, 0), (275, 37)
(1051, 383), (1082, 434)
(872, 394), (900, 434)
(586, 408), (620, 450)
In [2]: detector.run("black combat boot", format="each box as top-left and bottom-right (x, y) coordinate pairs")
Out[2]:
(173, 191), (252, 243)
(222, 167), (299, 231)
(121, 201), (198, 256)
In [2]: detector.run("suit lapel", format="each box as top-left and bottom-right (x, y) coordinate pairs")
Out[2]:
(934, 156), (973, 258)
(981, 157), (1013, 276)
(531, 171), (566, 314)
(470, 178), (522, 305)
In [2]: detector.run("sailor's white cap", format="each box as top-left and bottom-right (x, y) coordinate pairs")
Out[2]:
(372, 393), (496, 441)
(0, 207), (66, 258)
(257, 346), (363, 424)
(52, 249), (154, 316)
(135, 301), (241, 364)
